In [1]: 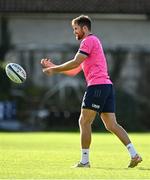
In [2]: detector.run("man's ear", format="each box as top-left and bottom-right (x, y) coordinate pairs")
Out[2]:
(83, 25), (88, 32)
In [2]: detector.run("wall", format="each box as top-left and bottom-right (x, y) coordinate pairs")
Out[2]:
(6, 13), (150, 47)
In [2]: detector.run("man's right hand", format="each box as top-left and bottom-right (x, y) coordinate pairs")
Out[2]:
(40, 58), (55, 68)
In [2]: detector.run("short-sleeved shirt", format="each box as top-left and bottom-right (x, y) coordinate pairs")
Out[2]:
(79, 34), (112, 86)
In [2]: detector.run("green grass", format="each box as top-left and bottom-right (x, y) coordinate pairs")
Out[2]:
(0, 132), (150, 179)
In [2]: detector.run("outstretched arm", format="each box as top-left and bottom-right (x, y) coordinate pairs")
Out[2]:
(41, 52), (87, 76)
(62, 65), (82, 76)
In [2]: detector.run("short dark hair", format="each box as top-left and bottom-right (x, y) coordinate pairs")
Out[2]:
(72, 15), (91, 31)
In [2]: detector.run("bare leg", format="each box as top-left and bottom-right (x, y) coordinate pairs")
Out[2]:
(79, 109), (97, 148)
(100, 112), (131, 146)
(74, 108), (97, 166)
(100, 112), (142, 167)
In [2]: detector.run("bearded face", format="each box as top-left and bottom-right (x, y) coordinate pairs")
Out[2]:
(72, 23), (85, 40)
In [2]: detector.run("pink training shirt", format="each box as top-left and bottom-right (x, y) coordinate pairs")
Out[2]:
(79, 34), (112, 86)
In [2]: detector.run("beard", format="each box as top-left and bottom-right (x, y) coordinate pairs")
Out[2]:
(76, 31), (85, 40)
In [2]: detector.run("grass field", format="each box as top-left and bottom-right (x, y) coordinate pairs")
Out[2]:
(0, 132), (150, 179)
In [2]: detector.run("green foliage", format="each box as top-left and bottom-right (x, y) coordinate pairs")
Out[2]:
(115, 88), (138, 131)
(0, 62), (11, 99)
(24, 85), (47, 97)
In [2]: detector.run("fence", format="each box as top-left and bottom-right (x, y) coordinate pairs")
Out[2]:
(1, 44), (150, 131)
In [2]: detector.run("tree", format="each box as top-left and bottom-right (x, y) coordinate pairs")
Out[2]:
(0, 16), (11, 99)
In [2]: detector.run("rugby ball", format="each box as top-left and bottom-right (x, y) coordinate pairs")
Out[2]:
(5, 63), (27, 83)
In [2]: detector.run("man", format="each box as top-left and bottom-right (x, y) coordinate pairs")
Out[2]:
(41, 15), (142, 168)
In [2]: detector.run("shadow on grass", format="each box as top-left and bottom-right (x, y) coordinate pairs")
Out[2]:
(93, 167), (128, 170)
(93, 167), (150, 171)
(138, 167), (150, 171)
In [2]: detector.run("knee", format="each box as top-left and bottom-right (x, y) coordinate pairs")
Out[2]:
(79, 115), (91, 127)
(105, 122), (119, 132)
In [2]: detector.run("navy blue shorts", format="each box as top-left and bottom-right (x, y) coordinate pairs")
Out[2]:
(81, 84), (115, 113)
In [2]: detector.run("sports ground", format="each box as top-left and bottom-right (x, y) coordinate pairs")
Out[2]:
(0, 132), (150, 179)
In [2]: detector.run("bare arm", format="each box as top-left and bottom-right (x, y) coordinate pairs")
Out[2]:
(62, 66), (82, 76)
(41, 52), (87, 76)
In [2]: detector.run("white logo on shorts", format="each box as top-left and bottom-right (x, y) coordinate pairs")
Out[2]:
(92, 104), (100, 109)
